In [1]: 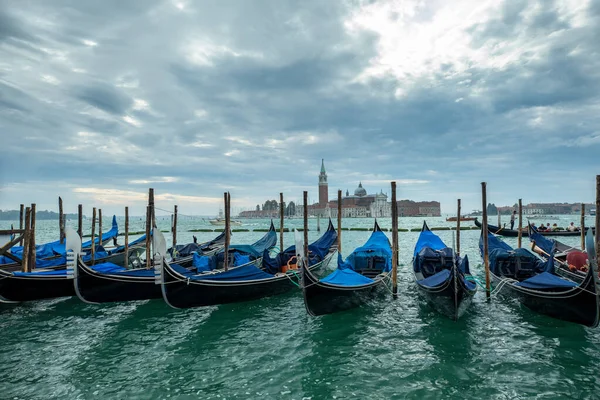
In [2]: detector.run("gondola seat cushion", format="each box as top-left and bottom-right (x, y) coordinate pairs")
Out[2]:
(417, 269), (450, 288)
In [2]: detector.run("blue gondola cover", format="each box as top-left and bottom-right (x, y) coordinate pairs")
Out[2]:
(515, 272), (578, 289)
(321, 268), (374, 285)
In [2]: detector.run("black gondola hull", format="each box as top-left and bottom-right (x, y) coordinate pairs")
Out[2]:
(301, 265), (389, 316)
(415, 270), (476, 321)
(160, 254), (333, 309)
(491, 271), (599, 327)
(74, 260), (160, 304)
(0, 270), (74, 303)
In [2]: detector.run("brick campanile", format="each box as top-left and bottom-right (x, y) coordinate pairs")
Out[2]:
(319, 159), (328, 207)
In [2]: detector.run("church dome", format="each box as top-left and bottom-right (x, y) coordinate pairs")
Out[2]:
(354, 182), (367, 197)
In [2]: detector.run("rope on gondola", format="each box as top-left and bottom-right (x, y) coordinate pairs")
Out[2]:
(153, 206), (197, 218)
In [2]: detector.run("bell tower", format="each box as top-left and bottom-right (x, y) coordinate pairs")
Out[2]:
(319, 159), (328, 207)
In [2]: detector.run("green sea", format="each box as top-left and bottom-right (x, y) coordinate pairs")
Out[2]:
(1, 214), (599, 399)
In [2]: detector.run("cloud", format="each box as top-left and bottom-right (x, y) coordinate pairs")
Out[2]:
(1, 0), (599, 216)
(72, 83), (133, 115)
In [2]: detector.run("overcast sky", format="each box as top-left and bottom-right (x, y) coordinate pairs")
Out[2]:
(1, 0), (599, 217)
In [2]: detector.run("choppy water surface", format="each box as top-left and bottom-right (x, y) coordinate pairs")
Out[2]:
(1, 215), (599, 399)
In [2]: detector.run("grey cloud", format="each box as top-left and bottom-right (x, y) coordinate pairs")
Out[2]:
(1, 0), (600, 215)
(72, 83), (133, 115)
(0, 9), (38, 43)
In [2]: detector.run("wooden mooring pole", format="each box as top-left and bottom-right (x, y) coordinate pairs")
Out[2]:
(173, 205), (178, 249)
(91, 207), (96, 265)
(595, 175), (600, 260)
(581, 203), (585, 251)
(224, 192), (230, 272)
(59, 196), (64, 244)
(145, 205), (151, 269)
(98, 209), (103, 249)
(125, 206), (129, 266)
(456, 199), (461, 256)
(280, 193), (284, 252)
(391, 182), (398, 299)
(22, 207), (31, 272)
(149, 188), (155, 228)
(78, 204), (83, 239)
(29, 203), (36, 271)
(517, 199), (523, 248)
(19, 204), (24, 245)
(481, 183), (491, 299)
(337, 190), (342, 254)
(303, 191), (308, 268)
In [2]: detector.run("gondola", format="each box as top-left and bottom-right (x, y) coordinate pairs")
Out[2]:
(528, 223), (589, 283)
(157, 220), (338, 309)
(0, 231), (144, 303)
(301, 220), (391, 316)
(481, 230), (599, 327)
(474, 218), (594, 237)
(72, 227), (263, 304)
(413, 222), (476, 320)
(0, 215), (120, 268)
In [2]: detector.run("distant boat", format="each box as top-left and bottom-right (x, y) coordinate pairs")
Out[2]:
(591, 209), (596, 216)
(209, 209), (243, 226)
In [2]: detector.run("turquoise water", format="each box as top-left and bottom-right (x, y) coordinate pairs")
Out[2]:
(1, 215), (599, 399)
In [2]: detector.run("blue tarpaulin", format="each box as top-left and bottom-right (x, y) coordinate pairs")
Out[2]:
(7, 216), (118, 260)
(337, 230), (392, 272)
(187, 263), (274, 281)
(515, 272), (578, 289)
(321, 267), (374, 285)
(413, 229), (447, 256)
(317, 223), (391, 287)
(529, 225), (555, 256)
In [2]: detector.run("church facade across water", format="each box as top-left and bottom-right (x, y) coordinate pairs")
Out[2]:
(239, 160), (441, 218)
(300, 160), (440, 218)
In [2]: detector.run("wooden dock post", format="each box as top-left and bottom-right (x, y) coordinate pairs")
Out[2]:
(456, 199), (461, 256)
(91, 207), (96, 265)
(280, 193), (284, 252)
(581, 203), (586, 250)
(596, 175), (599, 262)
(22, 207), (31, 272)
(29, 203), (36, 271)
(391, 182), (398, 299)
(19, 204), (24, 245)
(59, 196), (64, 244)
(145, 205), (151, 269)
(517, 199), (523, 248)
(497, 209), (501, 229)
(173, 205), (178, 249)
(149, 188), (155, 228)
(98, 209), (103, 249)
(337, 190), (342, 254)
(224, 192), (231, 271)
(303, 191), (308, 268)
(125, 206), (129, 266)
(481, 183), (491, 299)
(78, 204), (83, 239)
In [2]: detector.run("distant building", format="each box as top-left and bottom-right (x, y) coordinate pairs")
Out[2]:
(396, 200), (441, 217)
(242, 160), (441, 218)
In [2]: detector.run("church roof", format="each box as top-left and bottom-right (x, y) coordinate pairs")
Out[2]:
(320, 159), (326, 174)
(354, 181), (367, 197)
